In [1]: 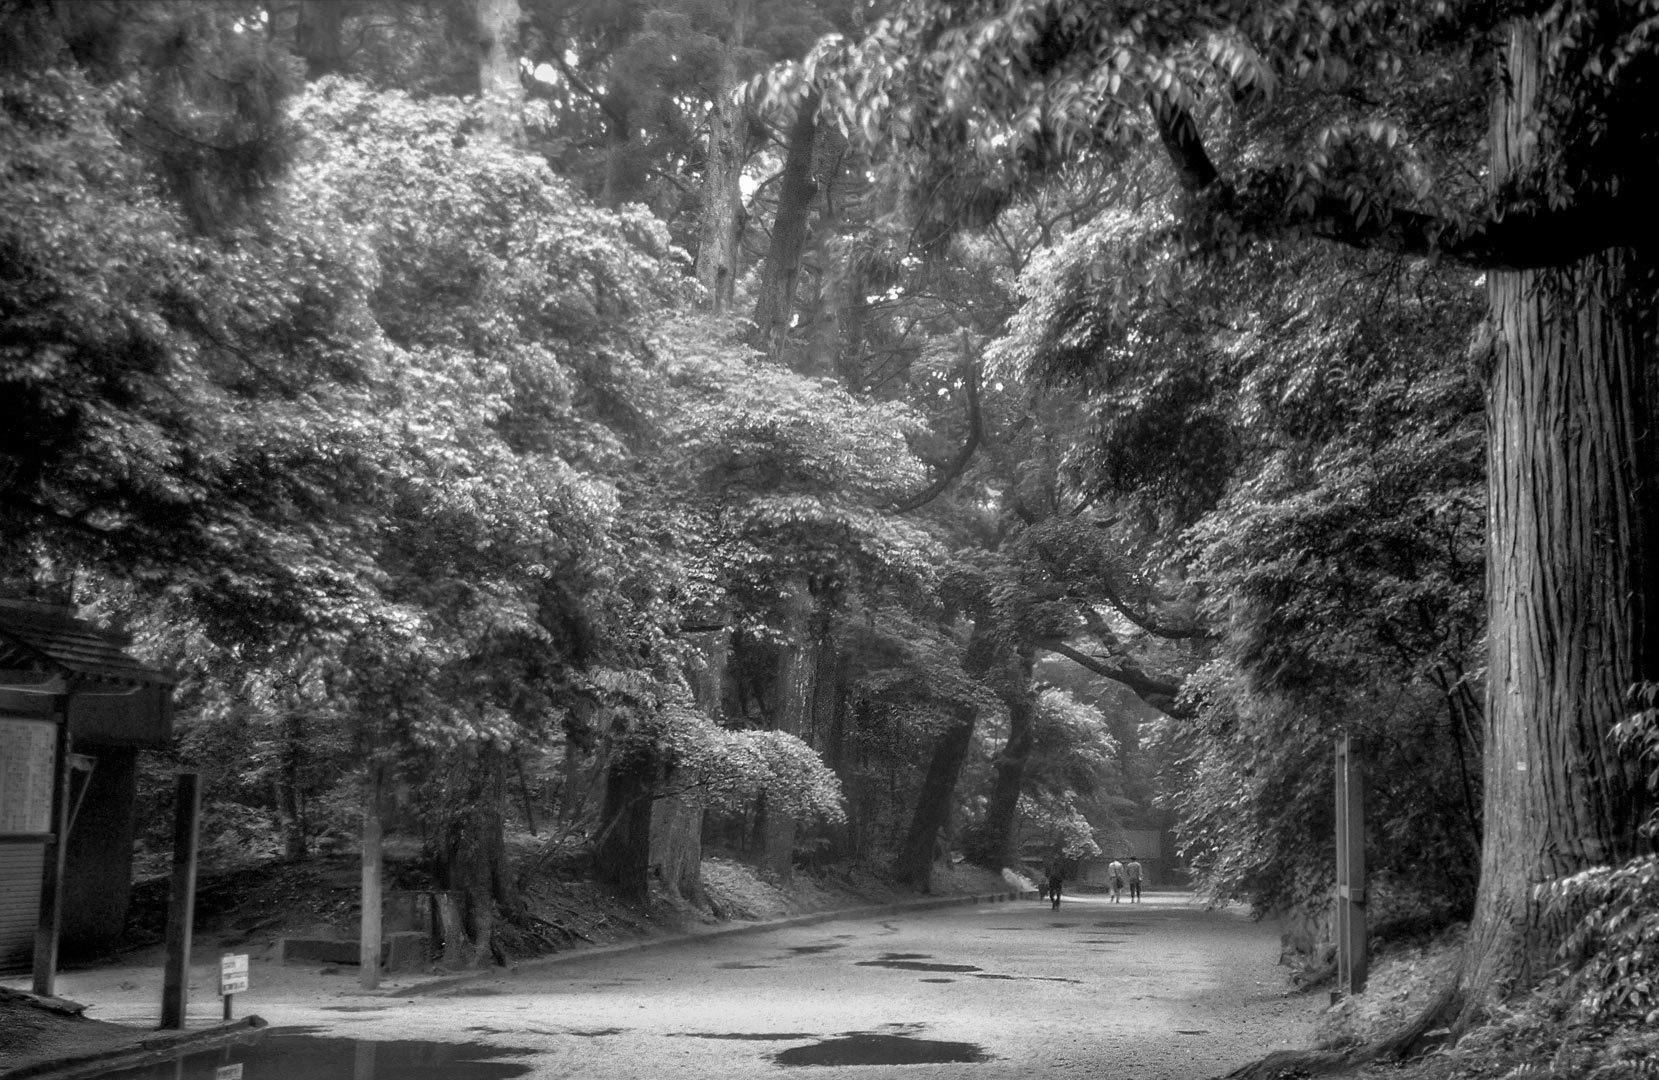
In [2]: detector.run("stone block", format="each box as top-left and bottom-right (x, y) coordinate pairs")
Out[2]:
(382, 930), (430, 972)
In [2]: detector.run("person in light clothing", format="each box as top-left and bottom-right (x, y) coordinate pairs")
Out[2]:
(1106, 857), (1125, 902)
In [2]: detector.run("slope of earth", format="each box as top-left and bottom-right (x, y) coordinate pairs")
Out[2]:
(1237, 925), (1659, 1080)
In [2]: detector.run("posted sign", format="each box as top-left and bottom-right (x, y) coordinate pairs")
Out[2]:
(220, 954), (249, 995)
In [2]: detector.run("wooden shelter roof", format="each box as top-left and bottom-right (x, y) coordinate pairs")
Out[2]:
(0, 600), (174, 690)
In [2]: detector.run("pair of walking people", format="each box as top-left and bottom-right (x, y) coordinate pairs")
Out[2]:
(1107, 856), (1143, 903)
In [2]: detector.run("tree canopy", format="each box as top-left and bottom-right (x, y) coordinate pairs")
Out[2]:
(7, 1), (1657, 1054)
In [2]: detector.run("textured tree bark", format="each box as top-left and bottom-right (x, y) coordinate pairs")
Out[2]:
(980, 650), (1037, 871)
(694, 1), (752, 312)
(751, 90), (820, 358)
(436, 743), (510, 966)
(760, 574), (819, 879)
(1460, 18), (1657, 1016)
(601, 103), (646, 210)
(279, 711), (308, 861)
(595, 749), (656, 900)
(650, 630), (726, 900)
(895, 705), (977, 890)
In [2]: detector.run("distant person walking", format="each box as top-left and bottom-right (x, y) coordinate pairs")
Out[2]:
(1107, 857), (1125, 903)
(1046, 870), (1063, 911)
(1126, 856), (1143, 903)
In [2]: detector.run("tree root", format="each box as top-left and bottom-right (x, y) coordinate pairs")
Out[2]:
(1220, 984), (1464, 1079)
(1220, 1047), (1359, 1079)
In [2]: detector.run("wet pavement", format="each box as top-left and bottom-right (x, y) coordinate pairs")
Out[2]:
(14, 892), (1320, 1079)
(94, 1031), (533, 1080)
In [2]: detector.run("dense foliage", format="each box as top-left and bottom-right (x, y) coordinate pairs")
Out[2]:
(17, 12), (1655, 1058)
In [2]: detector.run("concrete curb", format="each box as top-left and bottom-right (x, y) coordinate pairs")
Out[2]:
(0, 1016), (268, 1080)
(400, 888), (1037, 996)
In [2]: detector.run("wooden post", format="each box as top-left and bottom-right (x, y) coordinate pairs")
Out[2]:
(359, 763), (384, 990)
(160, 771), (202, 1029)
(31, 697), (70, 996)
(1334, 734), (1367, 998)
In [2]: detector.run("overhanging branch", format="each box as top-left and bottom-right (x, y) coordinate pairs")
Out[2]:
(893, 349), (983, 514)
(1150, 97), (1654, 271)
(1038, 638), (1190, 718)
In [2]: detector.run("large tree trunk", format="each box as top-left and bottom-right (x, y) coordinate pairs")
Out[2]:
(435, 743), (511, 967)
(278, 710), (308, 861)
(751, 90), (820, 359)
(895, 705), (977, 891)
(293, 0), (347, 80)
(980, 650), (1037, 872)
(474, 0), (521, 139)
(601, 103), (646, 210)
(650, 630), (726, 900)
(759, 575), (818, 879)
(1460, 18), (1657, 1016)
(595, 747), (656, 900)
(693, 1), (752, 312)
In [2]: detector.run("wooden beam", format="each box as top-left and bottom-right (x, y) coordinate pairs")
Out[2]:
(30, 696), (70, 996)
(1334, 735), (1368, 998)
(360, 764), (384, 990)
(160, 771), (202, 1029)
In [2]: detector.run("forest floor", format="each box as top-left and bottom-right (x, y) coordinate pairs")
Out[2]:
(0, 850), (1013, 1075)
(1282, 925), (1659, 1080)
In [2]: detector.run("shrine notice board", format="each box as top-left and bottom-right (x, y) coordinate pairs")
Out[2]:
(0, 718), (57, 836)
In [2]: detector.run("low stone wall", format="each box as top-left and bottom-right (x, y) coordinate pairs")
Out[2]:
(275, 930), (428, 971)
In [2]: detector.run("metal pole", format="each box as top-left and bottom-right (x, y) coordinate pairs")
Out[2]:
(160, 772), (202, 1029)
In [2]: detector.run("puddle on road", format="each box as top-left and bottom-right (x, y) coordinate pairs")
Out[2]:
(775, 1033), (991, 1067)
(98, 1029), (533, 1080)
(856, 952), (982, 973)
(677, 1032), (817, 1040)
(785, 943), (845, 955)
(319, 1005), (390, 1012)
(1176, 1029), (1211, 1035)
(1092, 921), (1143, 931)
(919, 978), (954, 983)
(971, 973), (1081, 984)
(716, 961), (773, 969)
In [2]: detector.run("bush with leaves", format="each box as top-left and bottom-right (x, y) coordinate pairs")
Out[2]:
(631, 699), (847, 825)
(1546, 684), (1659, 1023)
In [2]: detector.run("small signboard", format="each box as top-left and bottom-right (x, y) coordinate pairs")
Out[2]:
(215, 1064), (244, 1080)
(219, 953), (249, 995)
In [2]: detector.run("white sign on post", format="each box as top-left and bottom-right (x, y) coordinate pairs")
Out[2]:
(219, 953), (249, 995)
(215, 1065), (244, 1080)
